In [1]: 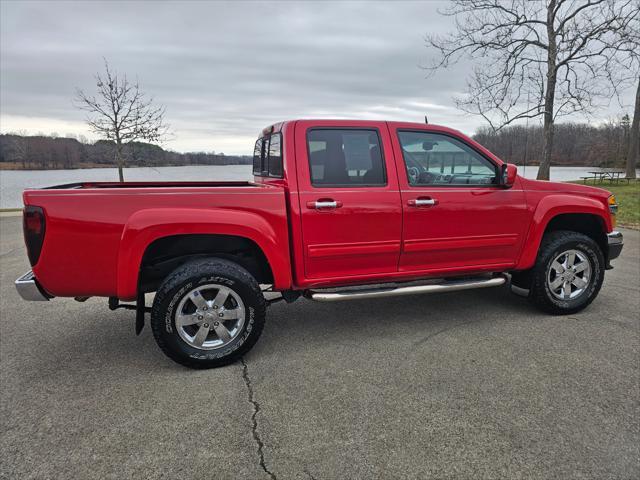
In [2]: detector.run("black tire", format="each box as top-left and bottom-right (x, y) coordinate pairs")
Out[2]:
(529, 230), (605, 315)
(150, 258), (266, 369)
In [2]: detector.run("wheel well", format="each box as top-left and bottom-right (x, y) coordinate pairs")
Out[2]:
(139, 234), (273, 293)
(511, 213), (607, 290)
(543, 213), (607, 257)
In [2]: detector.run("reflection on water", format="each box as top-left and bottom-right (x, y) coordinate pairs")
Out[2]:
(0, 164), (636, 209)
(0, 165), (252, 209)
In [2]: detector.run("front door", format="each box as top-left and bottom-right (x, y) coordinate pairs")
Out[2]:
(390, 126), (529, 274)
(295, 121), (402, 280)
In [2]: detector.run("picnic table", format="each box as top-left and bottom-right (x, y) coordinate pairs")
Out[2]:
(581, 170), (627, 184)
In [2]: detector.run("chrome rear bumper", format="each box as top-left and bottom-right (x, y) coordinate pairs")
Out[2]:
(15, 271), (50, 301)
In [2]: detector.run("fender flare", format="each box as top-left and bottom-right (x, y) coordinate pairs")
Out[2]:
(115, 208), (291, 300)
(516, 194), (611, 270)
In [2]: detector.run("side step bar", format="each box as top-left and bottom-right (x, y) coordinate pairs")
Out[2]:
(308, 275), (507, 302)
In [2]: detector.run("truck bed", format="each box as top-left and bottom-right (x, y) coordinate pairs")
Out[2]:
(43, 180), (258, 189)
(24, 182), (290, 299)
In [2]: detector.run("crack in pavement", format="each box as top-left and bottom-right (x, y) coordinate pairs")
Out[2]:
(567, 315), (635, 330)
(412, 319), (477, 348)
(0, 248), (16, 257)
(240, 357), (277, 480)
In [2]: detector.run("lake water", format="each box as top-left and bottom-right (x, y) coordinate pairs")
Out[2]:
(0, 165), (252, 209)
(0, 164), (633, 209)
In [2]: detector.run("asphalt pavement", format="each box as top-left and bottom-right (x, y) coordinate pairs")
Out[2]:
(1, 215), (638, 479)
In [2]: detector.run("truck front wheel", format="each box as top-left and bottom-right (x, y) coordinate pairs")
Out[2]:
(150, 258), (266, 369)
(529, 230), (605, 315)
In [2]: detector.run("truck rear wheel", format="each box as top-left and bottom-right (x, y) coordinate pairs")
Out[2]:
(150, 258), (266, 369)
(529, 230), (604, 315)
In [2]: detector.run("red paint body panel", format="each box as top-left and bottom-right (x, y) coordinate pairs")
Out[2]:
(20, 119), (615, 299)
(293, 120), (403, 280)
(25, 184), (291, 300)
(515, 178), (613, 270)
(386, 123), (531, 272)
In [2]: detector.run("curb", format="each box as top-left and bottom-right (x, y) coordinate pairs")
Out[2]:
(0, 209), (22, 217)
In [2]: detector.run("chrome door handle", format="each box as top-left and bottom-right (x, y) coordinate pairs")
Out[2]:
(307, 200), (343, 209)
(408, 198), (437, 207)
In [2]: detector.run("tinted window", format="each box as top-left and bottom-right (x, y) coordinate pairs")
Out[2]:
(252, 133), (283, 178)
(307, 129), (386, 187)
(252, 138), (264, 175)
(268, 133), (282, 177)
(398, 131), (497, 186)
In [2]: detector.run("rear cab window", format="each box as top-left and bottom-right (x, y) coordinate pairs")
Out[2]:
(253, 132), (283, 178)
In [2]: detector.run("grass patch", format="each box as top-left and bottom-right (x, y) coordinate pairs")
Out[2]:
(569, 180), (640, 228)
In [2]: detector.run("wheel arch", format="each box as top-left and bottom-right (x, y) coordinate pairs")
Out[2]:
(138, 234), (274, 294)
(116, 208), (292, 300)
(516, 195), (611, 271)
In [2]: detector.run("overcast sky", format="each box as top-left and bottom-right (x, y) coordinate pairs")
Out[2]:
(0, 0), (635, 155)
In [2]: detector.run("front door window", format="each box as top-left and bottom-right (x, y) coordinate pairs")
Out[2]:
(397, 131), (497, 186)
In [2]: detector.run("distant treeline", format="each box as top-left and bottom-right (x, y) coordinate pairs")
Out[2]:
(474, 118), (633, 168)
(2, 120), (635, 170)
(0, 134), (251, 170)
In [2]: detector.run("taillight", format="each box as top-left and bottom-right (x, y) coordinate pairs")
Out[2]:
(23, 206), (46, 266)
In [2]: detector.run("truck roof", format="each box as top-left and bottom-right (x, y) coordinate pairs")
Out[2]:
(260, 119), (465, 137)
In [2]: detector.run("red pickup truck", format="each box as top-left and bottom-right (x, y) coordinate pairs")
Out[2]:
(16, 120), (623, 368)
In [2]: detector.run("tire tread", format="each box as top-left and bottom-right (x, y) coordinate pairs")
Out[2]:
(529, 230), (604, 315)
(150, 258), (266, 369)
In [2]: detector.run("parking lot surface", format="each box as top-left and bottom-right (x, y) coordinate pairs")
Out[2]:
(1, 215), (638, 479)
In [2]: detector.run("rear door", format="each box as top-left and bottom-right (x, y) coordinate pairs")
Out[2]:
(389, 125), (529, 273)
(295, 120), (402, 280)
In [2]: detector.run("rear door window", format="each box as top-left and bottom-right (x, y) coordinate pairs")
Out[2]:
(306, 129), (386, 187)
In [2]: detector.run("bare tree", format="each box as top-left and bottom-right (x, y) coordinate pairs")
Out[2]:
(74, 60), (168, 181)
(615, 19), (640, 179)
(9, 129), (29, 168)
(425, 0), (639, 180)
(628, 78), (640, 178)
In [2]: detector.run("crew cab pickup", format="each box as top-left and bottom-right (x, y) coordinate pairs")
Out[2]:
(16, 120), (623, 368)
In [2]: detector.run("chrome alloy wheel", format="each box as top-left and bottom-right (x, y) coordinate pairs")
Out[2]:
(175, 284), (245, 350)
(547, 249), (592, 301)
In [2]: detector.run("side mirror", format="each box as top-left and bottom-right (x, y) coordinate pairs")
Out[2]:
(501, 163), (518, 188)
(422, 141), (437, 151)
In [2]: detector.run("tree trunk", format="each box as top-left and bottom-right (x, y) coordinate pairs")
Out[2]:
(537, 0), (557, 181)
(115, 139), (124, 182)
(538, 99), (556, 180)
(626, 77), (640, 179)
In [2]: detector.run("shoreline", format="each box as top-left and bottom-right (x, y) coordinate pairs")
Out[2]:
(0, 163), (251, 171)
(2, 163), (634, 172)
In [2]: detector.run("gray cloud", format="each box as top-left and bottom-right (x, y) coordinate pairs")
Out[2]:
(0, 0), (633, 154)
